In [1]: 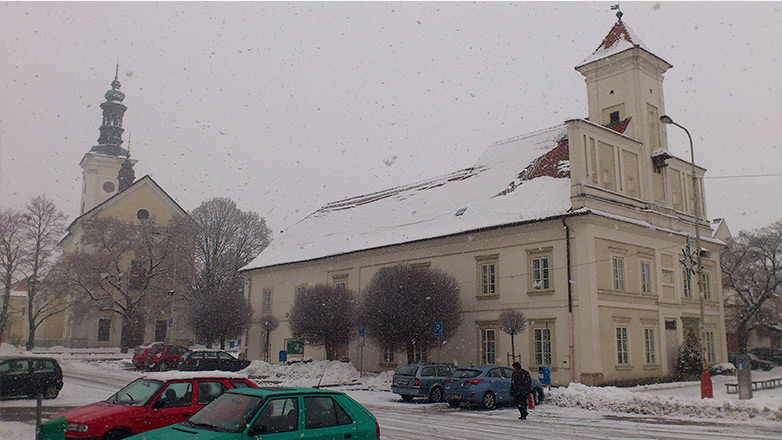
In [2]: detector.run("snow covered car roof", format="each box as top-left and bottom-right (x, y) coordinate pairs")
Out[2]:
(142, 370), (248, 381)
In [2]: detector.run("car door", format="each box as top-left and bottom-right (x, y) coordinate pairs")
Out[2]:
(248, 396), (300, 437)
(1, 359), (32, 397)
(149, 380), (195, 428)
(217, 351), (237, 371)
(30, 359), (57, 396)
(301, 395), (356, 440)
(203, 351), (220, 370)
(498, 367), (514, 403)
(419, 365), (436, 394)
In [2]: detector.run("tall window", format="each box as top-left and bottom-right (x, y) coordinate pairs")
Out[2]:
(640, 261), (652, 295)
(533, 327), (552, 366)
(612, 256), (625, 291)
(480, 263), (496, 295)
(295, 285), (306, 297)
(262, 288), (273, 313)
(480, 329), (496, 364)
(644, 328), (656, 365)
(701, 272), (712, 300)
(531, 256), (550, 291)
(705, 331), (716, 363)
(412, 343), (427, 363)
(97, 319), (111, 342)
(615, 327), (629, 365)
(682, 268), (693, 298)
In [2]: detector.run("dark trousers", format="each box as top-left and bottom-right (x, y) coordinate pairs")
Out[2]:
(513, 393), (528, 418)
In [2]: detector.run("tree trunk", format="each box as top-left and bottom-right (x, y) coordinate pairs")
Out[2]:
(25, 295), (35, 351)
(120, 310), (145, 353)
(0, 274), (12, 344)
(510, 333), (516, 363)
(406, 341), (414, 364)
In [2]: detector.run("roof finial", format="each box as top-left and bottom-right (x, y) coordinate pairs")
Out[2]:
(610, 3), (623, 20)
(114, 61), (119, 82)
(127, 131), (132, 157)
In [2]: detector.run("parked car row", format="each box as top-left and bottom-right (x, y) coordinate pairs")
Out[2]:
(728, 352), (776, 371)
(40, 373), (380, 440)
(132, 345), (251, 372)
(748, 347), (782, 366)
(392, 362), (546, 410)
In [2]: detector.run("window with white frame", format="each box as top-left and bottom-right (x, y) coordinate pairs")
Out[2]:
(412, 343), (427, 363)
(480, 328), (496, 364)
(533, 326), (552, 366)
(644, 328), (656, 365)
(531, 256), (551, 291)
(382, 346), (395, 363)
(682, 268), (693, 298)
(701, 272), (712, 300)
(615, 326), (629, 365)
(332, 275), (347, 290)
(612, 256), (625, 291)
(705, 331), (716, 363)
(640, 261), (653, 295)
(480, 262), (496, 295)
(262, 288), (273, 313)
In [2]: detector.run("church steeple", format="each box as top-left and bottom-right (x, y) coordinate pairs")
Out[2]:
(93, 64), (128, 156)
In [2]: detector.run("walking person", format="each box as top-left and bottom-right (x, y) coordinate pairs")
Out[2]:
(510, 361), (531, 420)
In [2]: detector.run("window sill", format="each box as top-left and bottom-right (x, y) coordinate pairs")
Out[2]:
(614, 365), (633, 371)
(643, 364), (660, 370)
(527, 289), (554, 296)
(476, 294), (500, 300)
(379, 361), (398, 368)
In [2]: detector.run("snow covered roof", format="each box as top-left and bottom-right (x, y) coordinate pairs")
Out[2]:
(243, 124), (575, 270)
(578, 19), (670, 68)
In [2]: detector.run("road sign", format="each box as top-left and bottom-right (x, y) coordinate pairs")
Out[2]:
(286, 339), (304, 355)
(434, 322), (442, 338)
(358, 324), (366, 337)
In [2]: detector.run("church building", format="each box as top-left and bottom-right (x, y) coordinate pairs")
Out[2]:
(59, 68), (193, 348)
(241, 17), (728, 385)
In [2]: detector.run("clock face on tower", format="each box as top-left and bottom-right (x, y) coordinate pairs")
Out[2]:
(103, 181), (116, 193)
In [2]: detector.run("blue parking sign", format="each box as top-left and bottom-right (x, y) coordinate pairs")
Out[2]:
(434, 322), (442, 338)
(358, 324), (366, 337)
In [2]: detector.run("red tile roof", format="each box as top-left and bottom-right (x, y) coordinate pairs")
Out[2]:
(595, 20), (638, 53)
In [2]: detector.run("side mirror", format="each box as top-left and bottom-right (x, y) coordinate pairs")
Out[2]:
(247, 425), (266, 436)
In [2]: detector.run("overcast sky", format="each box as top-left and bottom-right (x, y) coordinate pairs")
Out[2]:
(1, 2), (780, 236)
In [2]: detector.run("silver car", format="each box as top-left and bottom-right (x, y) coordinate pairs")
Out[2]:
(391, 363), (456, 402)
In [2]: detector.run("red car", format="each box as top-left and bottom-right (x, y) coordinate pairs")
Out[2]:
(143, 345), (188, 371)
(45, 371), (257, 440)
(131, 343), (164, 369)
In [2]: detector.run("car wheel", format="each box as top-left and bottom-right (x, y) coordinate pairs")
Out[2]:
(43, 385), (59, 399)
(157, 362), (169, 371)
(401, 395), (414, 402)
(481, 391), (496, 410)
(533, 388), (544, 405)
(427, 386), (444, 403)
(447, 399), (461, 408)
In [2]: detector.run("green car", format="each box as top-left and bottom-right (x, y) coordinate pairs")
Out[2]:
(127, 386), (380, 440)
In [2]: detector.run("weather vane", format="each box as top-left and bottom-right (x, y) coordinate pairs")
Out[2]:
(611, 3), (623, 20)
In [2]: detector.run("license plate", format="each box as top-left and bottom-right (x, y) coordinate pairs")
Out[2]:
(398, 379), (408, 386)
(451, 394), (461, 400)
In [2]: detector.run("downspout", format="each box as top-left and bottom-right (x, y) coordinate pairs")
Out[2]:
(562, 217), (575, 383)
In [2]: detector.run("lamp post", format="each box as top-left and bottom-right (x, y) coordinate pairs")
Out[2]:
(660, 114), (712, 398)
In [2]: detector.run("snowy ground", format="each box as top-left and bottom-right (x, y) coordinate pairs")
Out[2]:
(1, 344), (781, 439)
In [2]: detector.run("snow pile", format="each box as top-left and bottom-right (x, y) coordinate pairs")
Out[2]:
(549, 382), (782, 421)
(240, 359), (394, 391)
(0, 342), (24, 355)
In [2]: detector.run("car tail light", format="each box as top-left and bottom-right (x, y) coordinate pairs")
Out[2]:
(445, 378), (451, 383)
(465, 379), (484, 385)
(375, 422), (381, 439)
(414, 378), (420, 387)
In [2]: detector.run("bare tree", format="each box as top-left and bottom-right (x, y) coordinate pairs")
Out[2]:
(189, 290), (252, 349)
(187, 197), (271, 302)
(361, 264), (462, 363)
(289, 284), (357, 360)
(185, 198), (271, 347)
(259, 314), (279, 363)
(722, 220), (782, 352)
(0, 209), (25, 343)
(60, 216), (193, 352)
(498, 309), (526, 363)
(18, 196), (68, 350)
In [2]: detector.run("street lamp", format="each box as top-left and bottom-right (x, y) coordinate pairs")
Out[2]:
(660, 114), (712, 399)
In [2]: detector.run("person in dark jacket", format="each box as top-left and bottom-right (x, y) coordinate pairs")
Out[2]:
(510, 361), (531, 420)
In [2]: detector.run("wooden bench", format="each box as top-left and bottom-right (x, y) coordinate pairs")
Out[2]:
(725, 377), (782, 394)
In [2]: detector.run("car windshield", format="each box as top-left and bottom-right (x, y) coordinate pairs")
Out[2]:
(395, 365), (418, 376)
(106, 379), (164, 406)
(183, 392), (264, 433)
(452, 369), (481, 379)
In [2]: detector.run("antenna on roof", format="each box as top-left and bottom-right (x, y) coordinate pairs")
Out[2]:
(610, 3), (623, 20)
(315, 361), (329, 389)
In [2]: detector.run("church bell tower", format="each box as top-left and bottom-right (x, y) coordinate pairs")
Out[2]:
(79, 65), (137, 214)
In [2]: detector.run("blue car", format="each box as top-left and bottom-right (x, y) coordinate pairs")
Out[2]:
(444, 365), (545, 410)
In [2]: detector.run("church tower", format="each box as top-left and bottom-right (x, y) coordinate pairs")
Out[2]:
(575, 14), (673, 157)
(79, 66), (137, 214)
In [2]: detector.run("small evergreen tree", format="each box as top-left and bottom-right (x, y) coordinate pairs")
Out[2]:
(674, 330), (703, 380)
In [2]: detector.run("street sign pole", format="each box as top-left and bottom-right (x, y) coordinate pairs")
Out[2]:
(434, 322), (442, 363)
(358, 324), (366, 377)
